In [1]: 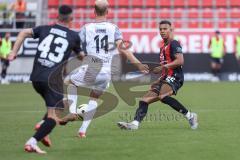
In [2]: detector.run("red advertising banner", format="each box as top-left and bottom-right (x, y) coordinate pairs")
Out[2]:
(122, 29), (239, 54)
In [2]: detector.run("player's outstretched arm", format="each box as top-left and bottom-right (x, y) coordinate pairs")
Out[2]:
(153, 53), (184, 74)
(116, 40), (149, 73)
(8, 28), (33, 61)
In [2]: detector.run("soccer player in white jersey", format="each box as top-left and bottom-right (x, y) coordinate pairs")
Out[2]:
(62, 0), (149, 138)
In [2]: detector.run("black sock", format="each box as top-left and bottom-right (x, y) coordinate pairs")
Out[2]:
(211, 69), (217, 76)
(134, 101), (149, 122)
(161, 96), (188, 115)
(33, 118), (56, 141)
(1, 68), (6, 78)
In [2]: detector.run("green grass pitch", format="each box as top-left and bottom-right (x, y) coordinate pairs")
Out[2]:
(0, 82), (239, 160)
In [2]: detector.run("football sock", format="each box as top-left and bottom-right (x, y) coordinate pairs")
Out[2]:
(131, 120), (140, 126)
(79, 100), (97, 133)
(184, 111), (192, 120)
(26, 137), (37, 145)
(33, 118), (56, 141)
(161, 96), (188, 115)
(67, 84), (78, 114)
(211, 68), (218, 76)
(1, 68), (7, 78)
(133, 101), (149, 123)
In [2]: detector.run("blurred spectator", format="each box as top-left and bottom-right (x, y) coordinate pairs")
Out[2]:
(235, 29), (240, 67)
(10, 0), (26, 28)
(0, 32), (12, 84)
(208, 30), (225, 81)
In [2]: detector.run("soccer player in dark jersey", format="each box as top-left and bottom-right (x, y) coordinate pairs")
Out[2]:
(8, 5), (83, 154)
(117, 20), (198, 130)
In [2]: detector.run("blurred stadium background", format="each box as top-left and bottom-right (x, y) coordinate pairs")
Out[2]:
(0, 0), (240, 81)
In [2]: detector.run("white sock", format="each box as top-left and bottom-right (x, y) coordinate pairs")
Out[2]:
(131, 120), (139, 126)
(79, 100), (97, 133)
(37, 120), (44, 126)
(67, 84), (78, 114)
(185, 111), (191, 120)
(26, 137), (37, 145)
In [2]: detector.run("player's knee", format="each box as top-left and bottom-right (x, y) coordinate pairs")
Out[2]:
(140, 98), (150, 104)
(159, 95), (169, 102)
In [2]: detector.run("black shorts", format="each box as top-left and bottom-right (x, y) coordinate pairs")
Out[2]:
(211, 57), (223, 64)
(32, 81), (64, 109)
(151, 76), (183, 95)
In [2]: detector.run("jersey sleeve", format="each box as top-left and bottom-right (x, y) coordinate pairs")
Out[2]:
(79, 26), (86, 43)
(170, 40), (182, 56)
(32, 26), (43, 39)
(114, 26), (123, 41)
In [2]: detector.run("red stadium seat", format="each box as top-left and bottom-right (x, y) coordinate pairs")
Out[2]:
(48, 0), (58, 7)
(202, 0), (213, 7)
(188, 21), (198, 28)
(202, 21), (213, 28)
(61, 0), (73, 5)
(132, 0), (143, 7)
(231, 21), (240, 28)
(132, 8), (143, 18)
(146, 0), (157, 7)
(188, 0), (198, 7)
(173, 8), (183, 18)
(230, 8), (240, 18)
(131, 21), (143, 28)
(148, 20), (158, 28)
(173, 0), (185, 7)
(188, 8), (199, 18)
(75, 1), (87, 7)
(74, 9), (82, 18)
(118, 0), (129, 7)
(217, 8), (227, 18)
(117, 8), (128, 18)
(107, 8), (114, 19)
(147, 8), (158, 18)
(216, 0), (227, 7)
(218, 20), (228, 28)
(159, 8), (171, 19)
(117, 21), (129, 28)
(230, 0), (240, 7)
(202, 8), (213, 18)
(107, 0), (115, 7)
(71, 22), (82, 29)
(173, 20), (182, 28)
(159, 0), (171, 7)
(48, 9), (58, 19)
(79, 8), (90, 18)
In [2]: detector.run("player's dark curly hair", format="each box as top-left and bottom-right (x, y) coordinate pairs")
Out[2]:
(159, 20), (172, 26)
(58, 5), (73, 22)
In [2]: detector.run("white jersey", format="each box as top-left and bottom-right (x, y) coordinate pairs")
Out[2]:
(79, 21), (123, 74)
(67, 21), (123, 91)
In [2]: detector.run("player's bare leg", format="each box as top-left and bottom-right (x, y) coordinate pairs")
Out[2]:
(159, 83), (198, 129)
(59, 77), (79, 125)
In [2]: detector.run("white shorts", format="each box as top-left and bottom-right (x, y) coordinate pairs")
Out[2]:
(67, 65), (110, 92)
